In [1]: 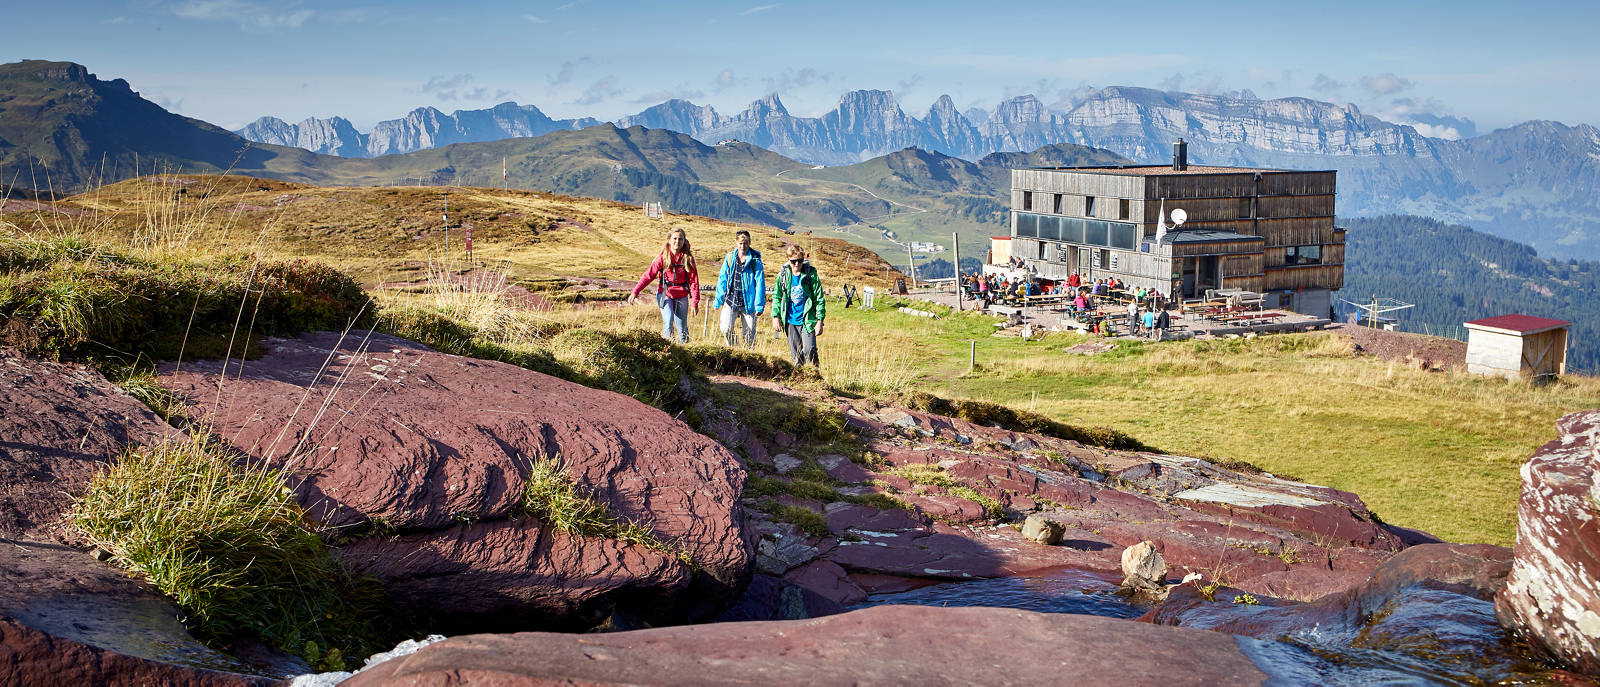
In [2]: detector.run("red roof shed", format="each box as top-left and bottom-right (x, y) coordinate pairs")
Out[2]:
(1463, 314), (1570, 378)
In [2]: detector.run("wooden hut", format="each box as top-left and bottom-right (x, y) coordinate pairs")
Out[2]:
(1463, 314), (1571, 379)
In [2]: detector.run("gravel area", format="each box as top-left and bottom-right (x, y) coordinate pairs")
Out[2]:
(1330, 323), (1466, 369)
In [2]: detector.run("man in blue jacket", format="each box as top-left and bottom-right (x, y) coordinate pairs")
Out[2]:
(713, 230), (766, 348)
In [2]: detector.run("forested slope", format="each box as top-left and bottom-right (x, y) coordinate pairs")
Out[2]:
(1340, 215), (1599, 372)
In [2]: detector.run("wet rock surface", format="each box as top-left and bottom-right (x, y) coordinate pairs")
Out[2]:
(1141, 543), (1569, 684)
(344, 605), (1269, 687)
(1496, 409), (1600, 674)
(0, 539), (286, 685)
(159, 331), (754, 631)
(0, 347), (179, 540)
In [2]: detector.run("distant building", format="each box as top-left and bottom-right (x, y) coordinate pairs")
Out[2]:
(1006, 140), (1345, 315)
(1463, 314), (1570, 379)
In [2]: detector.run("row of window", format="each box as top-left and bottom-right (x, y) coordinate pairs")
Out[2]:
(1014, 212), (1139, 250)
(1020, 191), (1132, 220)
(1030, 241), (1124, 271)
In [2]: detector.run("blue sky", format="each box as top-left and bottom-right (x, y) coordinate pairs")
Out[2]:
(8, 1), (1598, 137)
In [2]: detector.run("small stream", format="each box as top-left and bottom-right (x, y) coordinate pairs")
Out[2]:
(855, 570), (1564, 685)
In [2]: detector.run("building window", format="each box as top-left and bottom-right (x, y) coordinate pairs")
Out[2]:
(1053, 194), (1063, 214)
(1022, 191), (1032, 211)
(1038, 241), (1047, 260)
(1239, 198), (1253, 218)
(1119, 199), (1130, 220)
(1285, 245), (1322, 265)
(1085, 196), (1096, 217)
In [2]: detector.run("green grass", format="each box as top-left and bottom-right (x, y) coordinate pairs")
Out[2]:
(521, 459), (690, 564)
(70, 435), (391, 671)
(0, 236), (375, 367)
(886, 463), (1005, 520)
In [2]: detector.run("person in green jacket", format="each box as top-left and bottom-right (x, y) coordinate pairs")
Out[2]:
(771, 244), (826, 367)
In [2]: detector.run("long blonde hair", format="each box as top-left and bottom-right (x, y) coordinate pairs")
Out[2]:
(658, 227), (696, 273)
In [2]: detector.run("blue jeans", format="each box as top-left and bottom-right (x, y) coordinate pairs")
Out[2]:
(657, 292), (689, 343)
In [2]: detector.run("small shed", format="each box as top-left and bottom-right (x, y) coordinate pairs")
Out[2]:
(1463, 314), (1571, 379)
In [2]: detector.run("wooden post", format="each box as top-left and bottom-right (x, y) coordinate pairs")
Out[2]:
(952, 231), (963, 311)
(906, 241), (918, 289)
(968, 339), (976, 375)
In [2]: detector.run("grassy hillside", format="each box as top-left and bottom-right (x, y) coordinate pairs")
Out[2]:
(0, 173), (900, 289)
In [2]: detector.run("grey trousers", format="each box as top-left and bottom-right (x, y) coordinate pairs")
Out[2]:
(784, 322), (818, 367)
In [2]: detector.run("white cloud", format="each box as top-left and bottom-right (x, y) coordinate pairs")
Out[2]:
(521, 13), (546, 23)
(1360, 72), (1414, 96)
(549, 57), (592, 86)
(574, 76), (622, 105)
(898, 49), (1199, 79)
(1312, 74), (1344, 92)
(423, 74), (474, 93)
(713, 69), (739, 91)
(761, 67), (826, 93)
(172, 0), (314, 30)
(740, 4), (779, 15)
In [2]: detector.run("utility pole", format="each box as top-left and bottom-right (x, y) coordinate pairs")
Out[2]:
(951, 231), (963, 311)
(906, 241), (918, 289)
(443, 189), (450, 264)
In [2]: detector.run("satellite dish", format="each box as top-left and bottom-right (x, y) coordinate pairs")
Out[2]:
(1170, 208), (1188, 226)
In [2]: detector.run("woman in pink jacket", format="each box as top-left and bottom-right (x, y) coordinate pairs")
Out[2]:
(628, 227), (700, 343)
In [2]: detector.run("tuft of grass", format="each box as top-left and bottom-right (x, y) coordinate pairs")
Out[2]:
(894, 389), (1152, 452)
(548, 327), (698, 411)
(520, 459), (690, 565)
(885, 463), (1004, 520)
(754, 499), (831, 538)
(102, 362), (188, 421)
(70, 435), (390, 670)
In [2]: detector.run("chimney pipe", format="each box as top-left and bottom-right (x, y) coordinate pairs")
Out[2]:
(1172, 138), (1188, 171)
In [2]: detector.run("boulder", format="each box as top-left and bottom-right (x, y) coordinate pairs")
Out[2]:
(1496, 410), (1600, 674)
(345, 605), (1270, 686)
(1121, 540), (1168, 590)
(0, 347), (179, 539)
(1020, 513), (1065, 544)
(158, 331), (754, 631)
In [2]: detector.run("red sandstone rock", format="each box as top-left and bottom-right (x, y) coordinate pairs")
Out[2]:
(345, 605), (1270, 687)
(158, 331), (753, 629)
(0, 348), (179, 539)
(1496, 410), (1600, 674)
(700, 378), (1415, 614)
(0, 539), (284, 685)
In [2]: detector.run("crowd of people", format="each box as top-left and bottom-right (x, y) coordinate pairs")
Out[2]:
(627, 227), (827, 368)
(960, 271), (1173, 339)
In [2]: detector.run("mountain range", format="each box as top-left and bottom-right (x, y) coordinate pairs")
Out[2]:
(239, 102), (600, 158)
(238, 88), (1600, 261)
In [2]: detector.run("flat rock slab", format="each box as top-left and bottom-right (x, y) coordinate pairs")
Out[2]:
(346, 605), (1269, 687)
(159, 331), (753, 629)
(0, 538), (281, 685)
(0, 347), (179, 539)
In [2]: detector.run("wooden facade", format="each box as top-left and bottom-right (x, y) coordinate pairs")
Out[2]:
(1009, 163), (1344, 311)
